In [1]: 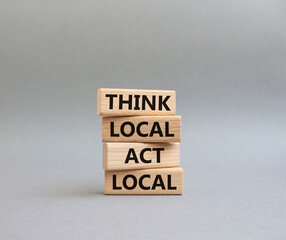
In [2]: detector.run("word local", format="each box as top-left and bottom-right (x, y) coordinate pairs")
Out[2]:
(112, 174), (177, 190)
(110, 121), (175, 137)
(105, 94), (171, 111)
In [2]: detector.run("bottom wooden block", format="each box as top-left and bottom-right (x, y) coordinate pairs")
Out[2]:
(105, 167), (183, 195)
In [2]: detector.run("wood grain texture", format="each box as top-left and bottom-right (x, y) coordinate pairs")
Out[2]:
(105, 167), (183, 195)
(103, 142), (180, 170)
(97, 88), (176, 116)
(102, 116), (181, 142)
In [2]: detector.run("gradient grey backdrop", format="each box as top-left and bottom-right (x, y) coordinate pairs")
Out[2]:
(1, 1), (286, 239)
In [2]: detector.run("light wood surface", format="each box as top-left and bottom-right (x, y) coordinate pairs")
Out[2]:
(103, 142), (180, 170)
(105, 167), (183, 195)
(97, 88), (176, 116)
(102, 115), (181, 142)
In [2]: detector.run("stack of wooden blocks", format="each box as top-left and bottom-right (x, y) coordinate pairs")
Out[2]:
(97, 88), (183, 195)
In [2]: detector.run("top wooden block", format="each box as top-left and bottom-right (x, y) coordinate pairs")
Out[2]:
(97, 88), (176, 116)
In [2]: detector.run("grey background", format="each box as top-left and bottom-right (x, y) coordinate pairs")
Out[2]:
(1, 0), (286, 239)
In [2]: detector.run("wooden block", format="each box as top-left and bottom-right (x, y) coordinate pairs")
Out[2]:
(105, 167), (183, 195)
(97, 88), (176, 116)
(102, 116), (181, 142)
(103, 143), (180, 170)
